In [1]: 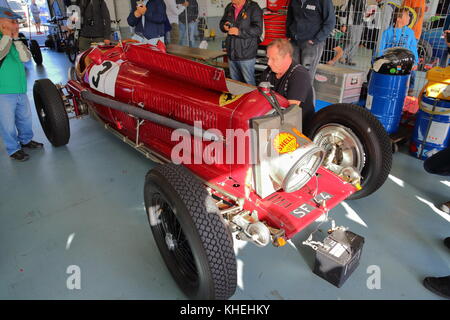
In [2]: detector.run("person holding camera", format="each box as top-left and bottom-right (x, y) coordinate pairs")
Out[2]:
(76, 0), (112, 51)
(219, 0), (263, 86)
(0, 7), (43, 161)
(128, 0), (169, 45)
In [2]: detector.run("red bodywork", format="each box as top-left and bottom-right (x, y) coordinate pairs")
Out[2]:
(261, 0), (290, 46)
(66, 42), (356, 239)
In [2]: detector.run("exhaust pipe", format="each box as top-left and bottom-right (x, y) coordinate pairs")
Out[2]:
(80, 90), (221, 141)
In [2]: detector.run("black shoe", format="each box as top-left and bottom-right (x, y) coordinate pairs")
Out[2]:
(423, 276), (450, 299)
(21, 140), (43, 149)
(346, 60), (356, 66)
(444, 237), (450, 250)
(10, 149), (30, 162)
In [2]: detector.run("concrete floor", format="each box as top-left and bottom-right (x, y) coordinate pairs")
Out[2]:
(0, 46), (449, 300)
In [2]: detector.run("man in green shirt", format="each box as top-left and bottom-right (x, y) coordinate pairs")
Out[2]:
(0, 7), (43, 161)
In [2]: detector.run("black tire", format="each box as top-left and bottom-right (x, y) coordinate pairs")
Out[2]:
(144, 164), (237, 300)
(305, 103), (392, 200)
(30, 40), (43, 65)
(18, 32), (28, 47)
(53, 34), (63, 52)
(33, 79), (70, 147)
(66, 34), (78, 64)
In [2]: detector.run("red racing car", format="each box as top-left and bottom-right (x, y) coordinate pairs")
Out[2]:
(33, 41), (392, 300)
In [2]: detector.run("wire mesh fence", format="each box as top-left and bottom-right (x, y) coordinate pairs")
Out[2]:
(321, 0), (450, 96)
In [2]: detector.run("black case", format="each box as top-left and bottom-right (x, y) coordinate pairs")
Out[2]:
(313, 230), (365, 288)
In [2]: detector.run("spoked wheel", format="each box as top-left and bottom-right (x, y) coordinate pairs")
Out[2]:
(33, 79), (70, 146)
(30, 40), (43, 65)
(144, 164), (237, 300)
(66, 34), (78, 63)
(305, 103), (392, 200)
(151, 194), (201, 287)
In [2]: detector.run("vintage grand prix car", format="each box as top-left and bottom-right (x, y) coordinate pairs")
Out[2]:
(32, 41), (392, 300)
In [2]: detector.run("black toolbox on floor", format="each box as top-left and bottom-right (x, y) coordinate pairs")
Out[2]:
(313, 229), (365, 288)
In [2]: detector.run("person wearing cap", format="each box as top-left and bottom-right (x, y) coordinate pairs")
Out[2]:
(0, 7), (43, 161)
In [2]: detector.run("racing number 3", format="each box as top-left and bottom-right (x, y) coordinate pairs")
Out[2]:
(92, 61), (113, 88)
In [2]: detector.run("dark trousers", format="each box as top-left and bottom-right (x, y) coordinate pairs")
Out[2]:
(424, 146), (450, 176)
(295, 40), (325, 82)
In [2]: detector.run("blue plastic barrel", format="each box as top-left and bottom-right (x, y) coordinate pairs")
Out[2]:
(366, 72), (410, 134)
(410, 95), (450, 160)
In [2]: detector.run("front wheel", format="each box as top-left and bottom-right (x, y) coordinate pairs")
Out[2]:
(305, 103), (392, 200)
(144, 164), (237, 300)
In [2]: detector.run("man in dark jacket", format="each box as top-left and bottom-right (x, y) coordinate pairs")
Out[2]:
(178, 0), (198, 47)
(422, 146), (450, 299)
(220, 0), (262, 86)
(128, 0), (168, 45)
(286, 0), (335, 80)
(73, 0), (112, 51)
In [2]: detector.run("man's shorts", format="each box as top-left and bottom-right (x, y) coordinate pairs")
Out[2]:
(33, 14), (41, 24)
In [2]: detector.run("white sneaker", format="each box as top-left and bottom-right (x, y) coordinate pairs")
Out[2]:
(439, 201), (450, 214)
(199, 40), (208, 49)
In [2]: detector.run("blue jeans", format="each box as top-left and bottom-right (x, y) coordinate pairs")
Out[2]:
(229, 58), (256, 86)
(0, 93), (34, 156)
(179, 21), (197, 47)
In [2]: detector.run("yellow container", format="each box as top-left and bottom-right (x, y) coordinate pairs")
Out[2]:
(423, 66), (450, 101)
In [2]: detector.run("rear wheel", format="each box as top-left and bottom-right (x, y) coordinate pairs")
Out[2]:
(305, 103), (392, 199)
(33, 79), (70, 146)
(30, 40), (43, 65)
(18, 32), (28, 47)
(144, 164), (237, 300)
